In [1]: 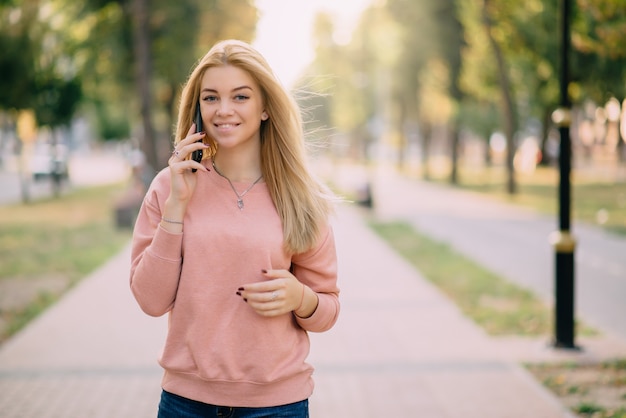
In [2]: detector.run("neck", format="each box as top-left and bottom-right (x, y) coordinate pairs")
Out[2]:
(212, 151), (262, 183)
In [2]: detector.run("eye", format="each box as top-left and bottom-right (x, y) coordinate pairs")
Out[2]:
(234, 94), (249, 101)
(202, 95), (218, 102)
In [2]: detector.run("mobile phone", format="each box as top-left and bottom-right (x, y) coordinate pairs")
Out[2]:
(191, 101), (203, 172)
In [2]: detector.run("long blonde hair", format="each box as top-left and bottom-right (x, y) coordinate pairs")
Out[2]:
(175, 40), (335, 254)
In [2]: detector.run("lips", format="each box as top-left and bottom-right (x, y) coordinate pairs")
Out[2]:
(214, 123), (240, 129)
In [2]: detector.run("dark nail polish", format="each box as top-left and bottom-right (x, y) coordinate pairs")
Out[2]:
(243, 298), (248, 302)
(238, 287), (244, 291)
(236, 291), (241, 296)
(261, 269), (267, 274)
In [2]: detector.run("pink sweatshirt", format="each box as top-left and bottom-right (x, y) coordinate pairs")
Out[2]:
(130, 167), (340, 408)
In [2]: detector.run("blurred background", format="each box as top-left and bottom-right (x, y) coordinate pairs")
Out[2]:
(2, 0), (626, 358)
(1, 0), (626, 415)
(1, 0), (625, 200)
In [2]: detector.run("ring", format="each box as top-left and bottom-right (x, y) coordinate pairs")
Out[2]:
(172, 149), (180, 158)
(271, 291), (278, 300)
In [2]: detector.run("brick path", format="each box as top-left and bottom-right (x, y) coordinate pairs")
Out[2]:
(2, 201), (621, 417)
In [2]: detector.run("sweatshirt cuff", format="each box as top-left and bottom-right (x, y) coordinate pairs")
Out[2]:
(149, 224), (184, 261)
(295, 293), (339, 333)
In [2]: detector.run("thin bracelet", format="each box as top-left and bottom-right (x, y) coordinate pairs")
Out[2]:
(295, 283), (306, 312)
(161, 217), (184, 225)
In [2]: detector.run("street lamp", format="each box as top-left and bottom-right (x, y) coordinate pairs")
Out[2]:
(550, 0), (577, 349)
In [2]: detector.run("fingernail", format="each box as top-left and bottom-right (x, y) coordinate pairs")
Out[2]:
(238, 287), (244, 291)
(261, 269), (267, 274)
(199, 131), (206, 136)
(236, 291), (241, 296)
(243, 298), (248, 303)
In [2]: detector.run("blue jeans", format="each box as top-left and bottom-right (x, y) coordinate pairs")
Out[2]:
(157, 390), (309, 418)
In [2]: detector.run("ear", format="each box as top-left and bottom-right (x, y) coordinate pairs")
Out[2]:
(261, 111), (269, 121)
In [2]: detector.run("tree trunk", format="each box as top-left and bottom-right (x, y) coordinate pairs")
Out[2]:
(617, 115), (625, 163)
(449, 120), (460, 185)
(420, 121), (432, 180)
(538, 107), (552, 166)
(396, 96), (408, 171)
(16, 138), (31, 204)
(132, 0), (159, 174)
(49, 129), (62, 197)
(165, 81), (178, 147)
(482, 0), (517, 194)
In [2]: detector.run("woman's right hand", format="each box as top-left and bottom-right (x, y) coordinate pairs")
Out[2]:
(168, 123), (209, 204)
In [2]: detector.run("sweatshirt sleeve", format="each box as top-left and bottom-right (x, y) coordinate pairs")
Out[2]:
(129, 171), (184, 317)
(291, 224), (340, 332)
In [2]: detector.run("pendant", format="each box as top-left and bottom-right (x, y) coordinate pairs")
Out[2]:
(237, 199), (244, 210)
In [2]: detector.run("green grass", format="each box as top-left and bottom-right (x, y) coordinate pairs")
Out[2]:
(527, 359), (626, 418)
(369, 220), (553, 336)
(0, 183), (133, 342)
(367, 162), (625, 415)
(370, 217), (623, 417)
(4, 291), (57, 337)
(434, 165), (626, 236)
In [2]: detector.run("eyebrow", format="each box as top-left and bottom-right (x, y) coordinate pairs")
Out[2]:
(201, 86), (253, 93)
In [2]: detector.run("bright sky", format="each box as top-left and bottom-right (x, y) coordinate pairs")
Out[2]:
(253, 0), (372, 87)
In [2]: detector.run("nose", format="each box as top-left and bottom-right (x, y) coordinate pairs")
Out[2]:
(216, 101), (233, 116)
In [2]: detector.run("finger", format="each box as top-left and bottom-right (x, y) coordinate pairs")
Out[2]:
(252, 307), (286, 317)
(170, 141), (208, 164)
(176, 132), (207, 152)
(168, 159), (208, 172)
(240, 278), (287, 294)
(262, 269), (292, 280)
(187, 123), (196, 137)
(245, 298), (288, 317)
(171, 124), (198, 155)
(243, 288), (281, 303)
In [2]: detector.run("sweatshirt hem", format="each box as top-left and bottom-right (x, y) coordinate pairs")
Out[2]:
(161, 369), (314, 408)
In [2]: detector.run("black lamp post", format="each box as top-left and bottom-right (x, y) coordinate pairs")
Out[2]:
(550, 0), (577, 349)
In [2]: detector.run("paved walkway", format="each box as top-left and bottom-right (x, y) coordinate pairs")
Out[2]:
(365, 164), (626, 340)
(1, 186), (625, 416)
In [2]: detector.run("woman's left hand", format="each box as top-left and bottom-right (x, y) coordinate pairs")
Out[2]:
(237, 269), (317, 318)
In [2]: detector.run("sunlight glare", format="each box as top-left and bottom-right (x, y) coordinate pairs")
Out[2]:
(253, 0), (372, 87)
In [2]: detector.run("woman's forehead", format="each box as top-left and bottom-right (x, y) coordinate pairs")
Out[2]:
(201, 65), (258, 92)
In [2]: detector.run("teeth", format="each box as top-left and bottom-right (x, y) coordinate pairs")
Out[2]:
(218, 124), (235, 128)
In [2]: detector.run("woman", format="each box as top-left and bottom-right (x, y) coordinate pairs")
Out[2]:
(129, 39), (340, 417)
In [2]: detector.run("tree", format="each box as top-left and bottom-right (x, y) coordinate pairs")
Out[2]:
(481, 0), (518, 194)
(131, 0), (158, 173)
(433, 0), (465, 185)
(152, 0), (258, 165)
(0, 0), (83, 199)
(386, 0), (464, 182)
(0, 1), (39, 112)
(302, 9), (387, 161)
(1, 0), (261, 195)
(459, 0), (557, 192)
(304, 0), (626, 187)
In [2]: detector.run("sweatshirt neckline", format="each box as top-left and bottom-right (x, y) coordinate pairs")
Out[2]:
(205, 164), (267, 194)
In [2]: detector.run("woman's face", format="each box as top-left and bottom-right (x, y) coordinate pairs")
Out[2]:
(199, 65), (267, 153)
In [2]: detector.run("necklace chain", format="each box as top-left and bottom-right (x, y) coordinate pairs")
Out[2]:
(211, 160), (263, 210)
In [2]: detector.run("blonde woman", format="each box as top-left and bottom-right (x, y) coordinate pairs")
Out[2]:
(130, 39), (339, 417)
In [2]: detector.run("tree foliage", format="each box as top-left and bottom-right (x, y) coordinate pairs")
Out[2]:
(0, 0), (258, 171)
(0, 0), (83, 128)
(304, 0), (626, 191)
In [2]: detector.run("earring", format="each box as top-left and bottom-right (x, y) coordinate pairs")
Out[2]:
(261, 112), (268, 121)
